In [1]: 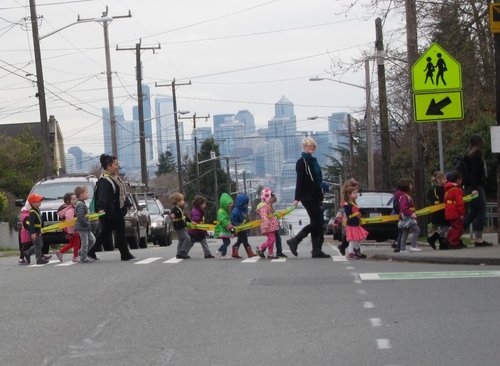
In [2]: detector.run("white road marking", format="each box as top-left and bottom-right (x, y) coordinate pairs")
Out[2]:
(332, 256), (348, 262)
(346, 266), (355, 270)
(370, 318), (382, 327)
(55, 261), (77, 267)
(270, 257), (286, 263)
(359, 273), (381, 280)
(376, 339), (391, 349)
(135, 257), (162, 264)
(242, 257), (260, 263)
(164, 257), (183, 264)
(353, 279), (362, 284)
(357, 289), (366, 295)
(364, 301), (374, 309)
(360, 270), (500, 281)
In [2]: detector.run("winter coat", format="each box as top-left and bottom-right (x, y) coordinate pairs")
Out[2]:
(94, 176), (127, 219)
(427, 185), (448, 226)
(294, 156), (323, 203)
(398, 192), (415, 218)
(74, 200), (91, 231)
(343, 201), (361, 227)
(444, 182), (465, 221)
(171, 206), (190, 230)
(188, 207), (206, 238)
(28, 207), (43, 236)
(20, 209), (31, 244)
(230, 194), (249, 226)
(214, 193), (234, 238)
(464, 151), (486, 190)
(257, 189), (279, 234)
(57, 204), (76, 235)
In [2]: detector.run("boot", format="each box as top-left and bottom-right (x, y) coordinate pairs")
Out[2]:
(244, 245), (256, 258)
(438, 237), (449, 250)
(311, 236), (330, 258)
(286, 238), (298, 257)
(231, 245), (242, 259)
(426, 232), (439, 250)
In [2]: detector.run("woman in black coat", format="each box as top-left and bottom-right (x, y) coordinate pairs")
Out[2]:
(463, 135), (492, 247)
(88, 154), (136, 261)
(287, 137), (330, 258)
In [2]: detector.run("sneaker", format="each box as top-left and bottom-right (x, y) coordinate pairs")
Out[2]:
(312, 252), (331, 258)
(204, 254), (215, 259)
(475, 241), (493, 247)
(255, 247), (265, 258)
(267, 255), (278, 259)
(18, 258), (28, 265)
(354, 252), (367, 259)
(72, 256), (80, 263)
(80, 257), (93, 263)
(56, 251), (63, 262)
(276, 252), (288, 258)
(410, 247), (422, 252)
(346, 253), (358, 260)
(176, 253), (190, 259)
(36, 258), (49, 265)
(88, 253), (99, 261)
(426, 237), (437, 250)
(23, 251), (31, 264)
(393, 248), (400, 253)
(43, 254), (52, 261)
(215, 250), (223, 258)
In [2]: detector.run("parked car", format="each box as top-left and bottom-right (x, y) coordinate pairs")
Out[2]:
(16, 175), (99, 246)
(357, 191), (398, 242)
(140, 194), (172, 246)
(124, 192), (150, 249)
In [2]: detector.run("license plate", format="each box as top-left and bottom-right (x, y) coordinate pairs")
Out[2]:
(369, 212), (382, 218)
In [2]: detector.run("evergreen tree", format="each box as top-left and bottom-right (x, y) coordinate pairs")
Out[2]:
(156, 150), (176, 176)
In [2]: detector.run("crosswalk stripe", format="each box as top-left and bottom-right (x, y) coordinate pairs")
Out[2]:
(270, 257), (286, 263)
(242, 257), (260, 263)
(164, 257), (183, 264)
(135, 257), (162, 264)
(332, 256), (348, 262)
(55, 261), (77, 267)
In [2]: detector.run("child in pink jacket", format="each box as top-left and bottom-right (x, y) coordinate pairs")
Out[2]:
(18, 201), (33, 264)
(55, 192), (80, 262)
(255, 188), (280, 259)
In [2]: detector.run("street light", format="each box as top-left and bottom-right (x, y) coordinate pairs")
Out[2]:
(309, 60), (374, 190)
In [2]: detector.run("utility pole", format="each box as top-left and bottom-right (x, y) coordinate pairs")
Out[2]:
(405, 0), (426, 230)
(155, 79), (191, 193)
(117, 40), (160, 187)
(212, 151), (219, 210)
(225, 156), (231, 194)
(243, 170), (247, 194)
(347, 113), (354, 177)
(78, 7), (131, 158)
(365, 59), (375, 190)
(234, 161), (239, 194)
(29, 0), (51, 177)
(495, 0), (500, 244)
(376, 17), (391, 189)
(179, 113), (209, 193)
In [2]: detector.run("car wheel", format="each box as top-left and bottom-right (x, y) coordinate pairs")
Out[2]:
(139, 226), (148, 248)
(166, 229), (172, 246)
(128, 226), (140, 249)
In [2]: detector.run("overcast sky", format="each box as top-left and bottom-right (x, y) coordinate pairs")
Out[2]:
(0, 0), (405, 155)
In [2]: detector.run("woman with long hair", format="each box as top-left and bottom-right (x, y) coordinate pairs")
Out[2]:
(88, 154), (137, 261)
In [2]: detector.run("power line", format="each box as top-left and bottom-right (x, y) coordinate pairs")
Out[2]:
(0, 0), (93, 10)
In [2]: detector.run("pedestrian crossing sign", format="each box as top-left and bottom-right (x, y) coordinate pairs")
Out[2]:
(411, 43), (462, 92)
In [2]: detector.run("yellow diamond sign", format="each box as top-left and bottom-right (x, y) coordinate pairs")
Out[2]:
(412, 43), (461, 92)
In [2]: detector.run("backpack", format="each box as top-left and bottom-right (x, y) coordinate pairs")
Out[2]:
(452, 155), (470, 187)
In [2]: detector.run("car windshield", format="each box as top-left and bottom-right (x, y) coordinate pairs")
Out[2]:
(32, 182), (94, 200)
(141, 199), (162, 214)
(357, 194), (393, 207)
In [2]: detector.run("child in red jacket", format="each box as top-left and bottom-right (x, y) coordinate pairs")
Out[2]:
(445, 171), (465, 249)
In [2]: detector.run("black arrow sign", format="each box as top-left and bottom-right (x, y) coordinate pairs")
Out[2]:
(426, 96), (452, 115)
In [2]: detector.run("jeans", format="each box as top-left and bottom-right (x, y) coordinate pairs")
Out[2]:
(218, 237), (231, 256)
(464, 186), (486, 240)
(189, 234), (212, 256)
(79, 230), (96, 260)
(399, 223), (420, 251)
(176, 229), (192, 255)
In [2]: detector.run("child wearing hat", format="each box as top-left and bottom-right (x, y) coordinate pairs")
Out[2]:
(23, 194), (48, 265)
(255, 188), (280, 259)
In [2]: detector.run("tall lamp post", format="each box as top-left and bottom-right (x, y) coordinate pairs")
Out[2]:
(309, 65), (374, 190)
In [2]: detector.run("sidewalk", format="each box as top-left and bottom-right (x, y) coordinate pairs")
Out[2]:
(333, 233), (500, 266)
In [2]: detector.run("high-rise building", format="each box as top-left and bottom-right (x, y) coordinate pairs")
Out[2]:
(133, 84), (153, 160)
(234, 110), (255, 135)
(65, 153), (77, 174)
(68, 146), (83, 170)
(215, 121), (244, 157)
(155, 97), (174, 158)
(102, 106), (125, 157)
(117, 120), (140, 176)
(267, 96), (298, 160)
(255, 139), (284, 177)
(213, 114), (234, 131)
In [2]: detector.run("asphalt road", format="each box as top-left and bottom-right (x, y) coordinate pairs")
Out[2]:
(1, 238), (499, 366)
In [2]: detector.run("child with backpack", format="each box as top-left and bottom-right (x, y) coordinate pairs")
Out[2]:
(338, 178), (360, 256)
(394, 178), (421, 253)
(444, 171), (465, 249)
(214, 193), (235, 259)
(170, 192), (192, 259)
(55, 192), (81, 262)
(18, 201), (33, 264)
(230, 193), (256, 258)
(343, 186), (369, 260)
(22, 194), (48, 265)
(255, 188), (280, 259)
(426, 171), (450, 250)
(74, 186), (96, 263)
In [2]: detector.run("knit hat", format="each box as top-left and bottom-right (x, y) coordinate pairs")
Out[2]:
(27, 193), (44, 204)
(260, 188), (273, 202)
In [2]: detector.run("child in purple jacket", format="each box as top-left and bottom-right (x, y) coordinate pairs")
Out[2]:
(396, 178), (421, 252)
(187, 196), (214, 258)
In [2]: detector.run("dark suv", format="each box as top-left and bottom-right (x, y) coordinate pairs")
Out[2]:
(357, 191), (398, 242)
(139, 194), (172, 246)
(124, 192), (150, 249)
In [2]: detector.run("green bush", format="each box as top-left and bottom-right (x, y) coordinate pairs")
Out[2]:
(0, 191), (7, 220)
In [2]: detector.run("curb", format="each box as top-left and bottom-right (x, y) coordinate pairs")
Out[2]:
(369, 254), (500, 266)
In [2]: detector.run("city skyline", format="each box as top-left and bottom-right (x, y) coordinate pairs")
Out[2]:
(0, 0), (401, 156)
